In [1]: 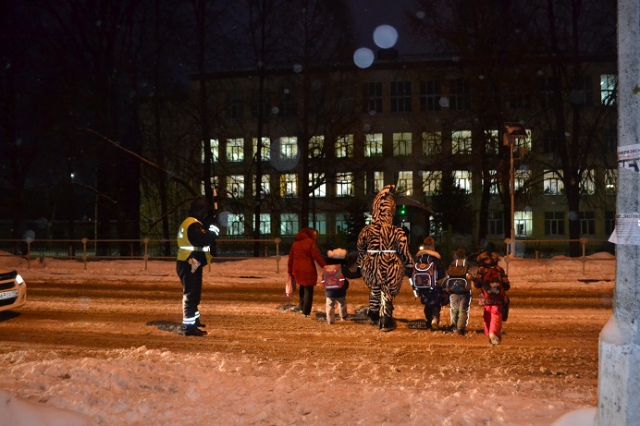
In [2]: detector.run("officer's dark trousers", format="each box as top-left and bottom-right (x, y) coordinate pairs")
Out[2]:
(177, 261), (202, 325)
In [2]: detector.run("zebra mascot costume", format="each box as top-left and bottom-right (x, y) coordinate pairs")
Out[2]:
(357, 185), (414, 331)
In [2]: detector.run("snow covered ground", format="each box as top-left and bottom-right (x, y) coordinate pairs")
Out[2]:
(0, 252), (616, 426)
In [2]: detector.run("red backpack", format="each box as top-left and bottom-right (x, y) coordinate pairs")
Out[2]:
(479, 266), (506, 305)
(322, 264), (345, 289)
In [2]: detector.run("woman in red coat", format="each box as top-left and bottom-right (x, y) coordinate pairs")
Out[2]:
(287, 227), (326, 317)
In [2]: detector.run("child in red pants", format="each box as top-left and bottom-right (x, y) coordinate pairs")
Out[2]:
(473, 244), (510, 345)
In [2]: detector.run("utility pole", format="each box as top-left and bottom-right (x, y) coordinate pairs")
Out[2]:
(503, 122), (527, 257)
(595, 0), (640, 424)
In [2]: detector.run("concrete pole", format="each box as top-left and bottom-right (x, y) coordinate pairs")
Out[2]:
(595, 1), (640, 424)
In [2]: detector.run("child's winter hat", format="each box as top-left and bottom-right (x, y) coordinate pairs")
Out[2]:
(454, 248), (466, 259)
(328, 248), (347, 259)
(423, 236), (435, 249)
(484, 242), (495, 253)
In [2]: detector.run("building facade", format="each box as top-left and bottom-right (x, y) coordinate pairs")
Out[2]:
(156, 56), (617, 256)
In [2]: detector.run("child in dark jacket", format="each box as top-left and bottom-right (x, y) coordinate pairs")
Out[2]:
(444, 248), (473, 335)
(412, 237), (446, 330)
(323, 248), (350, 324)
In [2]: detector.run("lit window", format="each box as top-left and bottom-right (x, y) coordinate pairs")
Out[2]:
(228, 175), (245, 198)
(253, 174), (270, 197)
(226, 138), (244, 162)
(543, 170), (564, 195)
(422, 132), (442, 155)
(452, 130), (472, 155)
(515, 211), (533, 237)
(280, 213), (299, 236)
(580, 169), (596, 195)
(365, 133), (383, 157)
(422, 171), (442, 196)
(515, 167), (531, 191)
(393, 133), (412, 156)
(279, 136), (298, 159)
(336, 172), (354, 197)
(395, 171), (413, 195)
(454, 170), (472, 193)
(515, 130), (532, 156)
(364, 212), (373, 226)
(605, 169), (617, 194)
(335, 134), (354, 158)
(368, 171), (384, 194)
(253, 213), (271, 235)
(252, 137), (270, 161)
(203, 139), (219, 163)
(486, 130), (499, 155)
(309, 136), (324, 158)
(488, 169), (499, 195)
(310, 173), (326, 197)
(600, 74), (617, 106)
(200, 177), (218, 197)
(227, 213), (245, 236)
(280, 173), (298, 197)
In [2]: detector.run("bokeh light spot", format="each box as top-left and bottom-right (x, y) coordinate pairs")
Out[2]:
(373, 25), (398, 49)
(353, 47), (374, 69)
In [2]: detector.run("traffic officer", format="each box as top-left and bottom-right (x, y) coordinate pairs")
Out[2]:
(176, 198), (219, 336)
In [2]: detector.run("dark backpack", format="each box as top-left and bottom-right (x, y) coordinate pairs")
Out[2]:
(411, 254), (442, 306)
(322, 264), (345, 289)
(445, 259), (470, 295)
(411, 256), (437, 290)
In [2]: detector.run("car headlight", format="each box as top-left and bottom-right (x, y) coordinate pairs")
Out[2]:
(15, 274), (24, 285)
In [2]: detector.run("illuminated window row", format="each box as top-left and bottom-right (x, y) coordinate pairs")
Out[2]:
(224, 212), (353, 237)
(202, 129), (538, 162)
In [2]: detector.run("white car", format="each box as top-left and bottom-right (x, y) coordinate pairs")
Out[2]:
(0, 269), (27, 312)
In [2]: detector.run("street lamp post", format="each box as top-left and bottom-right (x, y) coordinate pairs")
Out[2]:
(503, 122), (528, 257)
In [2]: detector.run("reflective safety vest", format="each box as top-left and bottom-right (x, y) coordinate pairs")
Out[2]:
(176, 217), (213, 264)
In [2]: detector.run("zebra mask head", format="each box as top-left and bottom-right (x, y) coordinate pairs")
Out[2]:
(371, 184), (396, 225)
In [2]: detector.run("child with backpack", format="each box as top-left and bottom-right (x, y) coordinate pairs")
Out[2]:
(322, 247), (351, 324)
(444, 248), (473, 335)
(409, 237), (446, 330)
(473, 243), (511, 345)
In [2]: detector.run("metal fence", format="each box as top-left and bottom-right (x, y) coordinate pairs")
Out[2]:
(0, 238), (284, 272)
(0, 237), (616, 277)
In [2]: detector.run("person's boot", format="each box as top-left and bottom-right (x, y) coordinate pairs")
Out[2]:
(182, 325), (207, 337)
(379, 314), (397, 332)
(431, 316), (440, 330)
(367, 309), (380, 325)
(195, 318), (206, 328)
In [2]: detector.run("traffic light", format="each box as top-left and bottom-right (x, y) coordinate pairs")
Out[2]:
(399, 204), (406, 215)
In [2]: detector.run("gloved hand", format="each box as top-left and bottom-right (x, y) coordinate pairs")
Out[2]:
(208, 224), (220, 235)
(404, 266), (413, 278)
